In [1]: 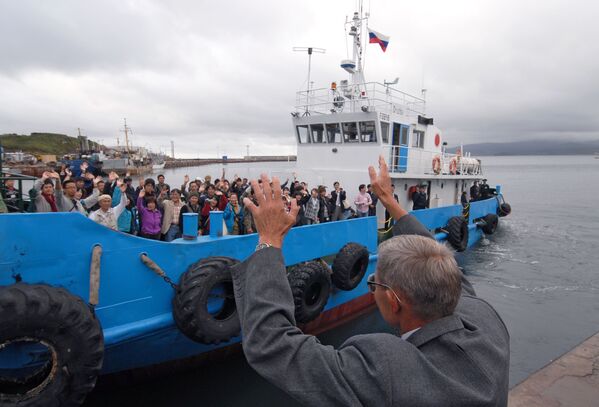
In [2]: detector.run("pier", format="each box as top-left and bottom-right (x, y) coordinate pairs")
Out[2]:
(164, 155), (296, 169)
(509, 331), (599, 406)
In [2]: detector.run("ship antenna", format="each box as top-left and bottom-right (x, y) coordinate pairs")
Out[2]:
(293, 46), (326, 115)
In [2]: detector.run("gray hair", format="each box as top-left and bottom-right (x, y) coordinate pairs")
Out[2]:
(377, 235), (462, 321)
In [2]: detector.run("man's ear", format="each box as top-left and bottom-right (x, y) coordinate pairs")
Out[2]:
(386, 290), (402, 313)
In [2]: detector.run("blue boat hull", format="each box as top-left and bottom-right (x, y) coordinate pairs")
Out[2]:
(0, 196), (502, 374)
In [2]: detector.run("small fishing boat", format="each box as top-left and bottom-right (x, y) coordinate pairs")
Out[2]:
(0, 3), (511, 405)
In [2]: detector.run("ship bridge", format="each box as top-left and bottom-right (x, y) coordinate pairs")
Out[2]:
(292, 82), (482, 179)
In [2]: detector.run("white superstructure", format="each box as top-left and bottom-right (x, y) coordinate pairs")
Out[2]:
(292, 4), (483, 224)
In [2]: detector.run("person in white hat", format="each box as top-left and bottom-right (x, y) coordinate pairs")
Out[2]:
(88, 180), (128, 230)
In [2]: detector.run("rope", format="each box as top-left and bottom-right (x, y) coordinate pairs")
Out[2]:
(140, 254), (178, 290)
(89, 245), (102, 309)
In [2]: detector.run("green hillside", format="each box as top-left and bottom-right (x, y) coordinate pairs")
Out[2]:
(0, 133), (82, 156)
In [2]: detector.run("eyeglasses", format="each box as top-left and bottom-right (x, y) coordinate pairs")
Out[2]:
(367, 274), (402, 305)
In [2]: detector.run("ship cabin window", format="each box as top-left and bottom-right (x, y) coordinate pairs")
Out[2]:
(400, 126), (409, 146)
(380, 122), (389, 144)
(412, 130), (425, 148)
(342, 122), (359, 143)
(296, 125), (311, 144)
(326, 123), (342, 143)
(310, 124), (326, 143)
(359, 121), (377, 142)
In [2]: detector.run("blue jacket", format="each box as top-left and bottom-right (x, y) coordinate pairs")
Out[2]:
(223, 203), (244, 234)
(112, 188), (136, 233)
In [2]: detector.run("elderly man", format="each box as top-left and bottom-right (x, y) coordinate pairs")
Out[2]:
(233, 156), (509, 406)
(88, 181), (127, 230)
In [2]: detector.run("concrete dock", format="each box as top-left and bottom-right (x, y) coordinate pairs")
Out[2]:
(509, 332), (599, 406)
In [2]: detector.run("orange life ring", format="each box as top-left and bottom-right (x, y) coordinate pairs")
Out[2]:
(408, 185), (418, 200)
(432, 156), (441, 174)
(449, 157), (458, 175)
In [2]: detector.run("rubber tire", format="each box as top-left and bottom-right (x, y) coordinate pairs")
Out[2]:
(331, 243), (369, 291)
(287, 262), (331, 324)
(481, 214), (499, 235)
(446, 216), (469, 252)
(498, 202), (511, 217)
(0, 284), (104, 407)
(173, 256), (241, 345)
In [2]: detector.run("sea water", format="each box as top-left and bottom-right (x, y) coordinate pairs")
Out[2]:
(85, 155), (599, 406)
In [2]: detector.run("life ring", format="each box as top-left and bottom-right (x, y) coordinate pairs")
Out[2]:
(172, 256), (241, 344)
(408, 185), (418, 200)
(481, 213), (499, 234)
(449, 157), (458, 175)
(287, 261), (331, 323)
(432, 156), (442, 175)
(446, 216), (468, 251)
(331, 242), (369, 291)
(0, 284), (104, 406)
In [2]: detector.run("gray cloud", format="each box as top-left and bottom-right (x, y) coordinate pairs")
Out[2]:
(1, 0), (598, 157)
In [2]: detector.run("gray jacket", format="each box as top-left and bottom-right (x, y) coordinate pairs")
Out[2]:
(231, 214), (509, 406)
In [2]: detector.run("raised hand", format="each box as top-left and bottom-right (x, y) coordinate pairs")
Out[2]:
(117, 180), (126, 192)
(139, 178), (144, 187)
(109, 171), (119, 182)
(139, 189), (146, 198)
(183, 175), (189, 184)
(41, 171), (51, 180)
(368, 155), (407, 220)
(85, 172), (95, 180)
(243, 174), (299, 248)
(49, 171), (60, 179)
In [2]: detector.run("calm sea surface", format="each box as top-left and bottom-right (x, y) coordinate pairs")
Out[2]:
(85, 155), (599, 406)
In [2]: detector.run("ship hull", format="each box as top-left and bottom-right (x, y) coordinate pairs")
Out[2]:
(0, 196), (501, 376)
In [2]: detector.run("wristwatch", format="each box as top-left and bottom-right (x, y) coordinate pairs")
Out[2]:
(255, 242), (273, 251)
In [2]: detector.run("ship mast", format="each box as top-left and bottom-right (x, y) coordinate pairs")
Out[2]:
(343, 0), (368, 86)
(120, 118), (132, 157)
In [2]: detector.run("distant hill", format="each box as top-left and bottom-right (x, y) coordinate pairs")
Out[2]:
(0, 133), (83, 156)
(454, 139), (599, 156)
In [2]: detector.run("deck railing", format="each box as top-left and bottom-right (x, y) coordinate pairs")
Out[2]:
(295, 82), (426, 116)
(383, 145), (483, 176)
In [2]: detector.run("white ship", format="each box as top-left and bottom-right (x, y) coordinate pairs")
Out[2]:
(292, 4), (483, 226)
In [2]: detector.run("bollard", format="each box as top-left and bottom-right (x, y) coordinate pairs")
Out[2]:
(495, 185), (502, 195)
(182, 213), (199, 240)
(209, 211), (224, 238)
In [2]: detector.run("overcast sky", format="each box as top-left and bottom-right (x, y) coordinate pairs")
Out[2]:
(1, 0), (598, 158)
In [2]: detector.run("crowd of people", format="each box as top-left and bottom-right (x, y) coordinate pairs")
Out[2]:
(0, 162), (392, 240)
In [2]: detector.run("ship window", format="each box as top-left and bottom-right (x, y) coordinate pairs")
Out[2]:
(412, 130), (425, 148)
(326, 123), (342, 143)
(342, 122), (359, 143)
(380, 122), (389, 144)
(400, 126), (409, 146)
(310, 124), (326, 143)
(359, 121), (377, 142)
(296, 125), (310, 144)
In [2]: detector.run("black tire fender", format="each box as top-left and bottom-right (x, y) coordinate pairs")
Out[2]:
(0, 284), (104, 407)
(172, 256), (241, 345)
(331, 243), (369, 291)
(481, 213), (499, 235)
(287, 262), (331, 324)
(446, 216), (469, 252)
(497, 202), (511, 217)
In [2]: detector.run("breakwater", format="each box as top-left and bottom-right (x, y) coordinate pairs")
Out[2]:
(164, 156), (296, 169)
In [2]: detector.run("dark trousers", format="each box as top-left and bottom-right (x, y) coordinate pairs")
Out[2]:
(140, 231), (161, 240)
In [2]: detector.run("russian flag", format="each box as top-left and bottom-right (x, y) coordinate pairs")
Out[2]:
(368, 28), (390, 52)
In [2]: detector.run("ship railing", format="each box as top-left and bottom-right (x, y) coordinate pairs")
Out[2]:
(295, 82), (426, 116)
(383, 145), (483, 177)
